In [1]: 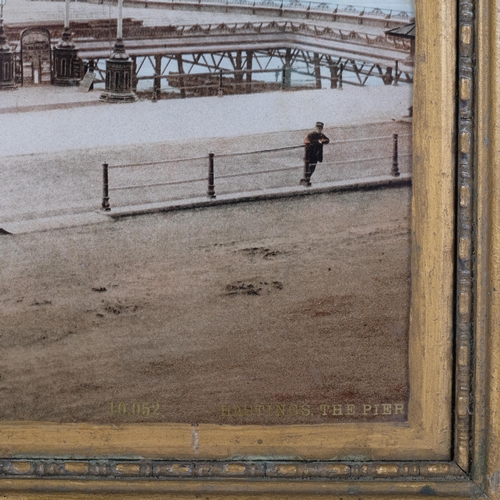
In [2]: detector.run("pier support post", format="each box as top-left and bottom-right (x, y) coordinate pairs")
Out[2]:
(245, 50), (253, 94)
(329, 61), (338, 89)
(393, 59), (399, 85)
(153, 54), (162, 98)
(234, 50), (243, 85)
(283, 48), (292, 89)
(218, 70), (223, 96)
(177, 54), (186, 98)
(314, 53), (322, 89)
(88, 58), (95, 90)
(131, 56), (138, 91)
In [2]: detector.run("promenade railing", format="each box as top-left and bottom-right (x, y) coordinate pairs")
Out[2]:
(101, 133), (412, 211)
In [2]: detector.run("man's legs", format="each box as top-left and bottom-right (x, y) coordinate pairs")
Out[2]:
(300, 161), (316, 187)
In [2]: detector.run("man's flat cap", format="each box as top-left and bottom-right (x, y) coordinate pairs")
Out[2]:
(316, 122), (324, 127)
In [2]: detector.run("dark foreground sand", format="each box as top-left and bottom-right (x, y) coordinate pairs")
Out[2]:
(0, 187), (411, 425)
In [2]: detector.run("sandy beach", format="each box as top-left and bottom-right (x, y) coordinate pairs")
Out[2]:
(0, 186), (411, 425)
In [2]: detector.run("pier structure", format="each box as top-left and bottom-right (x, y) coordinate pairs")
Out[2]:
(1, 2), (414, 94)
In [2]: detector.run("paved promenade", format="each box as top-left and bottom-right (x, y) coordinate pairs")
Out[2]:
(0, 85), (412, 154)
(0, 81), (412, 235)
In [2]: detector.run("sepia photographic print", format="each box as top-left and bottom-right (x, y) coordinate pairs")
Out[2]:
(5, 0), (500, 497)
(0, 0), (416, 428)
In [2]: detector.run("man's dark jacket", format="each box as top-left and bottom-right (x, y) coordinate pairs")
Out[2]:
(304, 131), (330, 163)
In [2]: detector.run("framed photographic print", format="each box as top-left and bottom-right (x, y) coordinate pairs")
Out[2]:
(0, 0), (499, 497)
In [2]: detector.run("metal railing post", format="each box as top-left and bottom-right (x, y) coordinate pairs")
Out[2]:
(101, 162), (111, 211)
(207, 153), (216, 198)
(392, 133), (400, 176)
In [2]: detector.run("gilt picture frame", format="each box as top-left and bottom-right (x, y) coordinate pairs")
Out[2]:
(1, 0), (499, 498)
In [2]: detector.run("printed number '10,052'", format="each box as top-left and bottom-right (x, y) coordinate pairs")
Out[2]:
(110, 402), (160, 417)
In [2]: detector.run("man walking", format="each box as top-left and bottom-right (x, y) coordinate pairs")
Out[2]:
(301, 122), (330, 186)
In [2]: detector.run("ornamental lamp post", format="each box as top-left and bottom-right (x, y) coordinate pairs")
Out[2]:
(100, 0), (137, 103)
(0, 0), (17, 90)
(53, 0), (81, 85)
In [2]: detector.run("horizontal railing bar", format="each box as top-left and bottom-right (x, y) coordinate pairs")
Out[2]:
(110, 177), (208, 190)
(217, 165), (299, 179)
(333, 134), (412, 145)
(322, 153), (411, 165)
(161, 83), (315, 91)
(216, 145), (304, 158)
(109, 156), (207, 169)
(167, 68), (297, 76)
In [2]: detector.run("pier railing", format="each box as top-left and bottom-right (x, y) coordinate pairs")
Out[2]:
(153, 0), (414, 19)
(84, 0), (414, 26)
(100, 133), (412, 211)
(35, 0), (414, 24)
(73, 21), (413, 54)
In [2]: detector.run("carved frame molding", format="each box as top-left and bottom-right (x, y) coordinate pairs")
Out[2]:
(1, 0), (497, 498)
